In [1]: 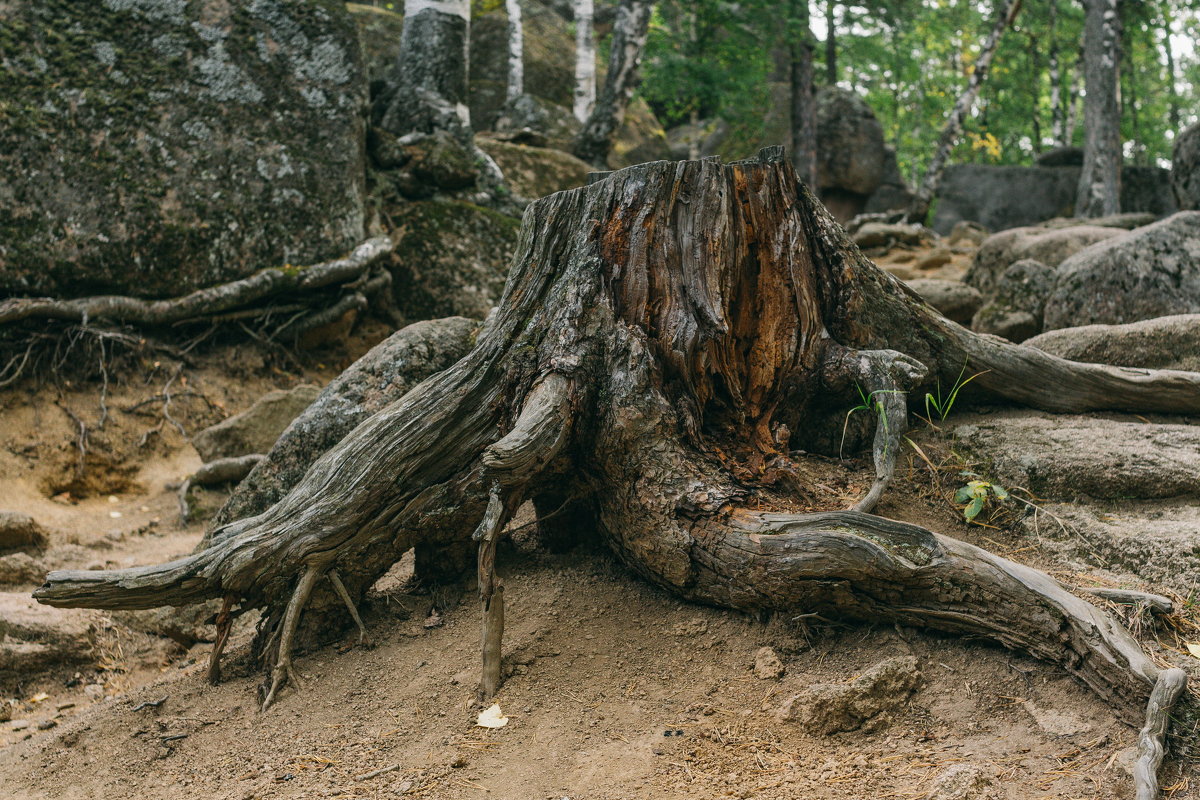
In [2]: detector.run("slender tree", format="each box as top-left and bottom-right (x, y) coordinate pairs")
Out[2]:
(825, 1), (837, 84)
(572, 0), (654, 167)
(506, 0), (525, 102)
(789, 0), (818, 186)
(905, 0), (1023, 224)
(1076, 0), (1123, 217)
(1162, 3), (1181, 133)
(1049, 0), (1066, 145)
(573, 0), (597, 122)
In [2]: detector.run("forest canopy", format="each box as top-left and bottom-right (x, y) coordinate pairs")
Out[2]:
(638, 0), (1200, 181)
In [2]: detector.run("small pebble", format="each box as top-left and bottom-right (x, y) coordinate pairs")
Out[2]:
(37, 720), (57, 730)
(10, 719), (30, 731)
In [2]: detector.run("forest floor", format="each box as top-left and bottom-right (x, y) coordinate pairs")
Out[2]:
(0, 247), (1198, 800)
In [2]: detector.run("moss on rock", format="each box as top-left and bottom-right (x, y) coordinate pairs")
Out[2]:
(0, 0), (367, 298)
(389, 200), (520, 321)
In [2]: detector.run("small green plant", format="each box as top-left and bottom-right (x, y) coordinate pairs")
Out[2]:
(921, 364), (986, 426)
(953, 472), (1009, 523)
(841, 384), (902, 459)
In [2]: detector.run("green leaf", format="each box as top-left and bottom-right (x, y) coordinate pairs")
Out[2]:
(992, 485), (1009, 500)
(954, 486), (973, 504)
(964, 496), (985, 521)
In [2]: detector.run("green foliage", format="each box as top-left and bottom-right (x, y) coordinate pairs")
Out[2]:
(921, 365), (983, 426)
(953, 473), (1009, 523)
(639, 0), (1200, 180)
(841, 384), (902, 459)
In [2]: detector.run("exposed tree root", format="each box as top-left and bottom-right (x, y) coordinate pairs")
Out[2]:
(1136, 668), (1187, 800)
(328, 570), (368, 646)
(35, 152), (1197, 790)
(0, 238), (393, 327)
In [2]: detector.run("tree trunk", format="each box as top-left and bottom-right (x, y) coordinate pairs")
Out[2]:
(824, 1), (837, 85)
(789, 1), (817, 186)
(905, 0), (1022, 224)
(1163, 6), (1180, 134)
(1076, 0), (1123, 218)
(506, 0), (525, 102)
(1065, 49), (1083, 143)
(377, 0), (473, 139)
(1049, 0), (1065, 145)
(35, 152), (1196, 788)
(573, 0), (596, 123)
(571, 0), (653, 167)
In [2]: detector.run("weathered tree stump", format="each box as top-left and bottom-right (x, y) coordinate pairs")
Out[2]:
(35, 151), (1196, 789)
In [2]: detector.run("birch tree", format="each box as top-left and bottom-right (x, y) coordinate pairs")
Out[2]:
(904, 0), (1022, 224)
(506, 0), (524, 102)
(1076, 0), (1123, 217)
(573, 0), (596, 122)
(571, 0), (654, 167)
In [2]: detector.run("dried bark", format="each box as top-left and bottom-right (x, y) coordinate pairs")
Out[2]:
(905, 0), (1022, 224)
(35, 152), (1195, 779)
(571, 0), (653, 167)
(1076, 0), (1123, 217)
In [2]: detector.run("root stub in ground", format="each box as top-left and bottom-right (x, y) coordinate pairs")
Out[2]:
(35, 150), (1197, 793)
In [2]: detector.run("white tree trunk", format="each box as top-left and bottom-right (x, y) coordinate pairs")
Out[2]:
(506, 0), (524, 102)
(1076, 0), (1123, 217)
(571, 0), (653, 167)
(573, 0), (597, 123)
(905, 0), (1021, 223)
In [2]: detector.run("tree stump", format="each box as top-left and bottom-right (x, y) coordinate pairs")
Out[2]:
(35, 152), (1196, 787)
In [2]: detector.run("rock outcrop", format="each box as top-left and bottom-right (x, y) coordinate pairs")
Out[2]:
(1, 0), (368, 298)
(1173, 122), (1200, 211)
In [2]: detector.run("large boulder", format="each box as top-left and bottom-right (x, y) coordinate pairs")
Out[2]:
(816, 88), (886, 195)
(863, 146), (915, 215)
(476, 139), (590, 199)
(192, 385), (322, 462)
(965, 225), (1121, 301)
(1173, 122), (1200, 211)
(931, 164), (1176, 235)
(905, 279), (982, 325)
(970, 259), (1056, 342)
(389, 201), (521, 321)
(1025, 314), (1200, 373)
(1043, 212), (1200, 330)
(0, 511), (47, 552)
(0, 0), (367, 299)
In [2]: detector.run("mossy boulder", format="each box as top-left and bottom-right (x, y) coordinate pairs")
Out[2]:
(389, 201), (520, 321)
(477, 139), (590, 199)
(0, 0), (367, 299)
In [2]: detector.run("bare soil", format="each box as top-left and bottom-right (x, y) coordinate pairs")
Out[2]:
(0, 314), (1195, 799)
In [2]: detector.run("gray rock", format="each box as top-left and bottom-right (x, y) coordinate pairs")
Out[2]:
(666, 118), (730, 161)
(926, 765), (999, 800)
(753, 647), (785, 680)
(966, 225), (1121, 301)
(1173, 121), (1200, 211)
(1043, 212), (1200, 330)
(863, 146), (915, 216)
(777, 655), (922, 734)
(0, 552), (47, 584)
(389, 201), (521, 321)
(0, 0), (366, 299)
(931, 163), (1175, 235)
(1038, 212), (1157, 230)
(1035, 145), (1084, 167)
(1024, 314), (1200, 372)
(209, 317), (478, 534)
(852, 223), (930, 249)
(947, 221), (989, 247)
(0, 511), (47, 551)
(1023, 502), (1200, 593)
(953, 410), (1200, 500)
(192, 384), (321, 462)
(971, 259), (1056, 342)
(816, 88), (887, 197)
(0, 593), (95, 676)
(905, 279), (983, 325)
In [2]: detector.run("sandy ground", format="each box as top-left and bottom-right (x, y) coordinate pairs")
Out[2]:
(0, 310), (1195, 799)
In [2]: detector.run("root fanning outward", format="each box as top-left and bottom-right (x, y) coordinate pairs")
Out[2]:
(33, 151), (1199, 791)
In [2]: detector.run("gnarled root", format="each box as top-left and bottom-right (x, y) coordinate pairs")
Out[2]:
(262, 565), (321, 711)
(1135, 668), (1187, 800)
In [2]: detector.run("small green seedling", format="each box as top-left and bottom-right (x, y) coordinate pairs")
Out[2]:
(922, 364), (986, 425)
(954, 475), (1009, 522)
(841, 384), (902, 459)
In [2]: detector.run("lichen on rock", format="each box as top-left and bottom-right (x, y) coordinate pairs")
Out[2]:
(0, 0), (368, 298)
